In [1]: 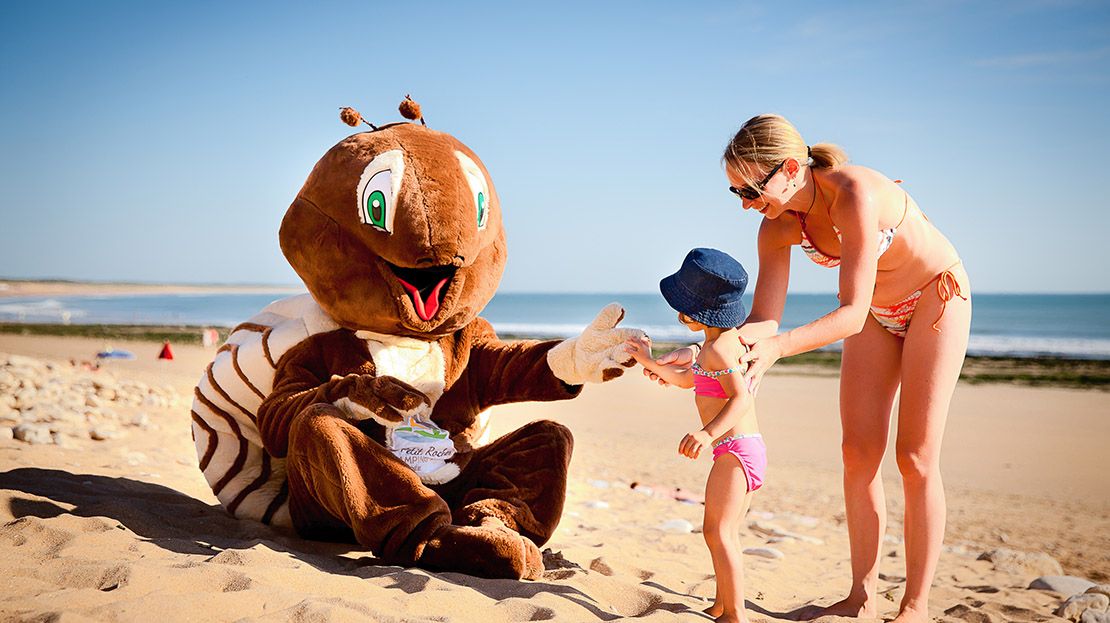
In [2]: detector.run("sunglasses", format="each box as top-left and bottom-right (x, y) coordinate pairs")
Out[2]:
(729, 160), (785, 201)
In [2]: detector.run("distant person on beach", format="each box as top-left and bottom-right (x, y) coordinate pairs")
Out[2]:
(647, 115), (971, 622)
(625, 248), (764, 623)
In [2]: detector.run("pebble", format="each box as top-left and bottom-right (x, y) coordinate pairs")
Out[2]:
(978, 548), (1064, 577)
(743, 547), (784, 560)
(657, 519), (694, 534)
(1081, 610), (1110, 623)
(1030, 576), (1097, 595)
(1088, 585), (1110, 598)
(13, 423), (52, 445)
(89, 426), (119, 441)
(1057, 593), (1110, 622)
(588, 479), (610, 489)
(583, 500), (609, 509)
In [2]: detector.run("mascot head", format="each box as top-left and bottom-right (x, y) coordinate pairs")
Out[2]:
(280, 97), (506, 339)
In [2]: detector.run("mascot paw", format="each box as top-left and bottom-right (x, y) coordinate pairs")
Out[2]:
(333, 374), (431, 426)
(419, 522), (543, 580)
(546, 303), (646, 385)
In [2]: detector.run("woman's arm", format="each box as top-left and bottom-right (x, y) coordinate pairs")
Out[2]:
(741, 181), (880, 386)
(625, 337), (694, 388)
(738, 217), (793, 345)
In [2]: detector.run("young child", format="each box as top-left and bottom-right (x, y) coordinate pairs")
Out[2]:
(624, 247), (766, 623)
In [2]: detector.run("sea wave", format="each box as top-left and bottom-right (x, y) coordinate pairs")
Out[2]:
(0, 299), (87, 323)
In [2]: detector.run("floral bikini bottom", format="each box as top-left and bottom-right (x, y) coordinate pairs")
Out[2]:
(869, 263), (967, 337)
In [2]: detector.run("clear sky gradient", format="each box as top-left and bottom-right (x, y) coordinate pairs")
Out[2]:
(2, 1), (1108, 293)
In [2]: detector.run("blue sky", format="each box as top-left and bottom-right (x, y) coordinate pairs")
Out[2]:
(1, 1), (1108, 293)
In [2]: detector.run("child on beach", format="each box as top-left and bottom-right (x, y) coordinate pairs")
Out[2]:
(624, 247), (765, 623)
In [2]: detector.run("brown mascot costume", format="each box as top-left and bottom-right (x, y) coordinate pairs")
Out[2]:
(190, 97), (644, 580)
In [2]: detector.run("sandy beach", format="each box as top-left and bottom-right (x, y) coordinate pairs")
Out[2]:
(1, 333), (1107, 622)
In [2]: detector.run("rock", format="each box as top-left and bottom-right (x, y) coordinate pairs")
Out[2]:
(1030, 576), (1097, 595)
(13, 423), (52, 445)
(1089, 585), (1110, 598)
(1057, 593), (1110, 622)
(89, 426), (119, 441)
(657, 519), (694, 534)
(743, 547), (784, 560)
(1081, 610), (1110, 623)
(128, 413), (150, 428)
(85, 395), (103, 408)
(978, 548), (1063, 577)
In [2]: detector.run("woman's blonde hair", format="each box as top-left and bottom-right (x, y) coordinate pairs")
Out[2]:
(722, 114), (848, 186)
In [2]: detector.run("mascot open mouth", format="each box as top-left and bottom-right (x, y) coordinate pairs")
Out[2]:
(388, 264), (457, 321)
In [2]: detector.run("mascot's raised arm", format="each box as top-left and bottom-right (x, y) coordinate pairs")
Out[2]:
(189, 97), (644, 580)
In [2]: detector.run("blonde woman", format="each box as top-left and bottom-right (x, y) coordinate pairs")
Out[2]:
(649, 115), (970, 622)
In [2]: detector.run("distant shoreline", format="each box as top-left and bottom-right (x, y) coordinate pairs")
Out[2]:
(0, 279), (303, 299)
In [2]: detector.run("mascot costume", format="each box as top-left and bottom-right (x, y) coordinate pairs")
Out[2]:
(190, 97), (644, 580)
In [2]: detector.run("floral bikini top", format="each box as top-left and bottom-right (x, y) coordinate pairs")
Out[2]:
(798, 188), (909, 269)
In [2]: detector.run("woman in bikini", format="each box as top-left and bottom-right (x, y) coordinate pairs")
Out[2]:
(649, 114), (970, 622)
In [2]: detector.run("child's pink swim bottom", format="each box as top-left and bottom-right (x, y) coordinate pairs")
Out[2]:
(711, 434), (767, 492)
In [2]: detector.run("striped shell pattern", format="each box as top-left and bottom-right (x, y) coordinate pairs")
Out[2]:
(190, 294), (338, 527)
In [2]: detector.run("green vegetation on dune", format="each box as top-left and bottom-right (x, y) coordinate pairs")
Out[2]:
(0, 323), (230, 345)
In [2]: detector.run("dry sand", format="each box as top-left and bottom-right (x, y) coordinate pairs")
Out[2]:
(1, 333), (1107, 622)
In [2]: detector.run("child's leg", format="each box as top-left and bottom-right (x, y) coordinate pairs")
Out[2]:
(702, 455), (753, 622)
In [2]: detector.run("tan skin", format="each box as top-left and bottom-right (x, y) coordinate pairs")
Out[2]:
(646, 159), (971, 623)
(625, 318), (758, 623)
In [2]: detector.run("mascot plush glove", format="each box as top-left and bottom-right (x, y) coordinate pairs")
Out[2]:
(547, 303), (645, 385)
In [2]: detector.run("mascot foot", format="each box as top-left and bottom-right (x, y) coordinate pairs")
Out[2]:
(418, 519), (543, 580)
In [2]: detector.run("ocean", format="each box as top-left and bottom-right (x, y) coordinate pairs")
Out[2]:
(1, 292), (1108, 360)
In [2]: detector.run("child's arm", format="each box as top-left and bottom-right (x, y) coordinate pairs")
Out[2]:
(624, 336), (694, 389)
(678, 342), (754, 458)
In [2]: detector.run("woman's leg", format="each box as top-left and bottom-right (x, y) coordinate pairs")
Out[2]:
(893, 269), (971, 622)
(702, 455), (753, 623)
(813, 313), (903, 618)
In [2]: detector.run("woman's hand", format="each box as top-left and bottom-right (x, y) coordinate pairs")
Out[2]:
(641, 346), (695, 386)
(679, 430), (713, 459)
(739, 336), (783, 393)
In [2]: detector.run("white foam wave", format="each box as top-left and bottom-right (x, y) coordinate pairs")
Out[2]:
(0, 299), (87, 323)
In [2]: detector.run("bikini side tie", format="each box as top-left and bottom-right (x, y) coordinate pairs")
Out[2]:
(933, 270), (968, 331)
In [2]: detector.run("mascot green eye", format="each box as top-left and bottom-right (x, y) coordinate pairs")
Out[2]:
(477, 192), (487, 229)
(366, 190), (387, 229)
(357, 165), (396, 233)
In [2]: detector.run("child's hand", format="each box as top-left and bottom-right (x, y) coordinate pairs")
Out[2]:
(622, 335), (653, 365)
(678, 430), (713, 459)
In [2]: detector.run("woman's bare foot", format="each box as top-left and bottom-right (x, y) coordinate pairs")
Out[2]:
(793, 595), (877, 620)
(890, 604), (928, 623)
(703, 603), (724, 618)
(714, 612), (747, 623)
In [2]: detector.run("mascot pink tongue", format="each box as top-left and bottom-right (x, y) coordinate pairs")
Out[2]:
(398, 277), (448, 321)
(188, 96), (645, 582)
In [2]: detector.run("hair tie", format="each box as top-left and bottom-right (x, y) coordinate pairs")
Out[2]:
(807, 145), (812, 159)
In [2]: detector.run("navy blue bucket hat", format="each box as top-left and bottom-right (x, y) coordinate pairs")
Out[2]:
(659, 248), (749, 328)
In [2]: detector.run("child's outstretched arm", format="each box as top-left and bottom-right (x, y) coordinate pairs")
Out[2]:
(678, 346), (754, 459)
(624, 337), (694, 389)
